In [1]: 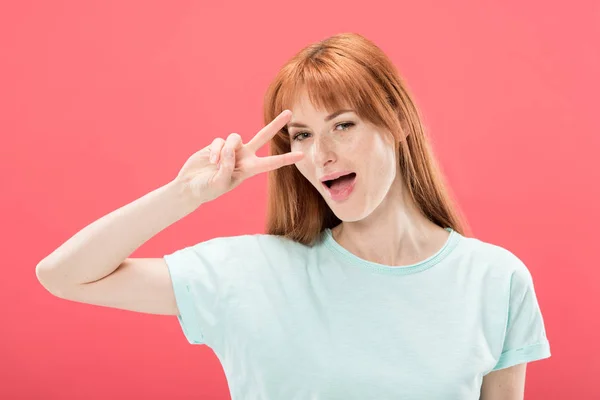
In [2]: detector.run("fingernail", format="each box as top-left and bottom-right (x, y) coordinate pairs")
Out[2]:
(210, 153), (217, 163)
(226, 148), (233, 158)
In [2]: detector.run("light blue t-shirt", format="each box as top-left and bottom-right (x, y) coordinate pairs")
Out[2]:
(163, 227), (551, 399)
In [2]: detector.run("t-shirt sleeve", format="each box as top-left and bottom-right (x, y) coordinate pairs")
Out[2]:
(163, 235), (248, 346)
(491, 260), (551, 371)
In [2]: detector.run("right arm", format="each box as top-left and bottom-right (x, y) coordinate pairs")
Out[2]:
(35, 109), (303, 316)
(35, 179), (200, 315)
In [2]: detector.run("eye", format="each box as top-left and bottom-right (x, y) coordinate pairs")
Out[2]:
(292, 122), (355, 142)
(292, 132), (311, 142)
(335, 122), (355, 131)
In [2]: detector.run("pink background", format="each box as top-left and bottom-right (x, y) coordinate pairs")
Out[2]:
(2, 1), (598, 398)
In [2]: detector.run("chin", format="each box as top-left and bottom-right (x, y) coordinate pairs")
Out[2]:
(325, 199), (374, 223)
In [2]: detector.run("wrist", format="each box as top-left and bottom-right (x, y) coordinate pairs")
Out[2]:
(165, 178), (203, 217)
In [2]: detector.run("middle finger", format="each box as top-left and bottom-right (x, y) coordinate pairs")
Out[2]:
(245, 110), (292, 153)
(220, 133), (243, 162)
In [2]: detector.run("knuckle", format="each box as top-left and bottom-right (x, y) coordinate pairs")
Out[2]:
(220, 146), (233, 159)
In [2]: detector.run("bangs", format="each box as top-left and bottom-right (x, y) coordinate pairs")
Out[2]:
(274, 56), (390, 136)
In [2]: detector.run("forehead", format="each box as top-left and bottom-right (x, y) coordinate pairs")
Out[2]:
(288, 88), (352, 120)
(289, 89), (322, 115)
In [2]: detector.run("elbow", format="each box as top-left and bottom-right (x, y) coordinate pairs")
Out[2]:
(35, 262), (67, 298)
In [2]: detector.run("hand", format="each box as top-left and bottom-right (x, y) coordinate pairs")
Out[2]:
(174, 110), (304, 205)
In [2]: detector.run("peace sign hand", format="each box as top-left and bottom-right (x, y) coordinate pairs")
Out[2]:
(174, 110), (303, 206)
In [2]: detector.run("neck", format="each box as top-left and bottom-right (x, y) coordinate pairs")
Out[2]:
(331, 178), (448, 267)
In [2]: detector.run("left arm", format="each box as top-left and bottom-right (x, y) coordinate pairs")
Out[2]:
(480, 363), (527, 400)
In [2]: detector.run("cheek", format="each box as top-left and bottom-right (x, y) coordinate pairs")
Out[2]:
(367, 137), (396, 179)
(294, 160), (313, 183)
(341, 134), (363, 154)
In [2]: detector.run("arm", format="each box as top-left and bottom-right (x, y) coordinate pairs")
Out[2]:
(35, 110), (301, 316)
(480, 363), (527, 400)
(35, 178), (200, 315)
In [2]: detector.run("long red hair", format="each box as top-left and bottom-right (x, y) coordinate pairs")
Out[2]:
(263, 32), (472, 246)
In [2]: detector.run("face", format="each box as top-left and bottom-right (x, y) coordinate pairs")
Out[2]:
(287, 90), (400, 222)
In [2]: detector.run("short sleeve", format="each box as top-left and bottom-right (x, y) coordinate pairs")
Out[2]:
(164, 236), (247, 346)
(492, 261), (551, 371)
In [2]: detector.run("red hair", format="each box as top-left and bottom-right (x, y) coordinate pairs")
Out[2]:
(263, 32), (472, 245)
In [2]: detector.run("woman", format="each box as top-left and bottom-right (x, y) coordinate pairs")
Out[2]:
(36, 33), (551, 399)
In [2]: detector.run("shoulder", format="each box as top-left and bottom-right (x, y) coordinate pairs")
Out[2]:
(182, 232), (311, 261)
(459, 234), (532, 281)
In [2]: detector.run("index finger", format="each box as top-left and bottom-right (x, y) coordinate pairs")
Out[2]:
(250, 151), (305, 176)
(245, 110), (292, 153)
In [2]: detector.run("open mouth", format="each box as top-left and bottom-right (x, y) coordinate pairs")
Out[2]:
(323, 172), (357, 189)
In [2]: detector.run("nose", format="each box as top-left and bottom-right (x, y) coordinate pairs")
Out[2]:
(312, 134), (336, 167)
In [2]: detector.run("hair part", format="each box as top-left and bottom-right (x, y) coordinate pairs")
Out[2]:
(263, 32), (472, 246)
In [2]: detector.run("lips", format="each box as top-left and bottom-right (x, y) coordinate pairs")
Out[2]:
(322, 172), (357, 201)
(322, 172), (356, 188)
(320, 170), (355, 183)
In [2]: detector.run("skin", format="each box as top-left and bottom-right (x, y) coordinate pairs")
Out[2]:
(480, 363), (527, 399)
(287, 88), (450, 266)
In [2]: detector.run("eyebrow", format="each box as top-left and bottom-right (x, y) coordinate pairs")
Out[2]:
(286, 109), (354, 129)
